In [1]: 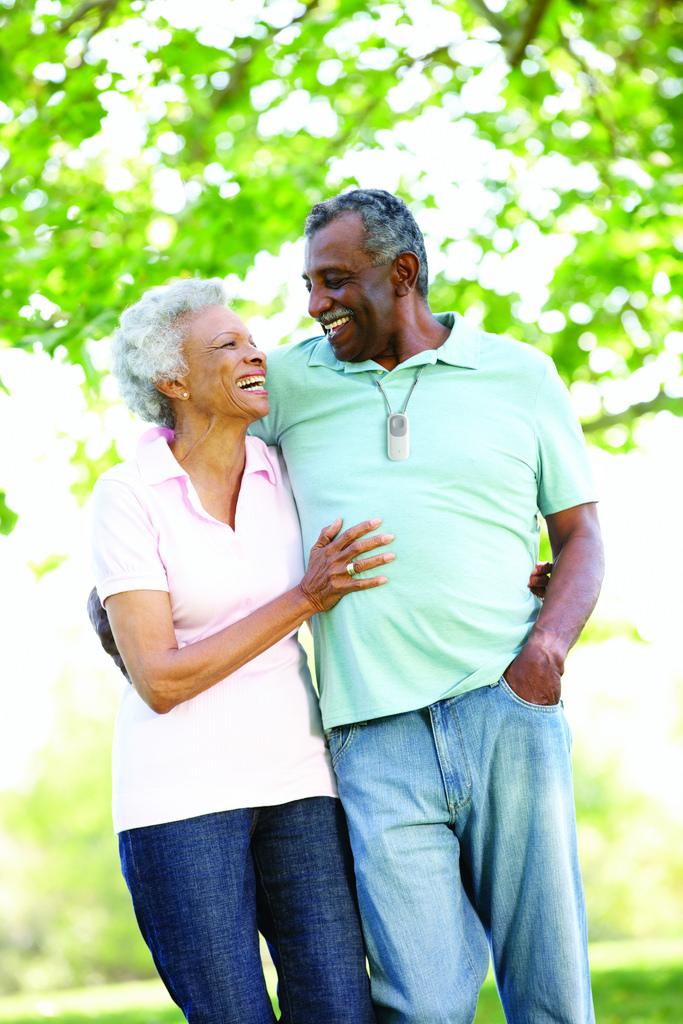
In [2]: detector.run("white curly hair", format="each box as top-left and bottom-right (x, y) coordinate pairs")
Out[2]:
(112, 277), (229, 428)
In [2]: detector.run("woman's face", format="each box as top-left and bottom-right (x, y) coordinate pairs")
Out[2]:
(179, 305), (270, 424)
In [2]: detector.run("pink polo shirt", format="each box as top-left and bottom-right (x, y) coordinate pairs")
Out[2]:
(91, 427), (337, 833)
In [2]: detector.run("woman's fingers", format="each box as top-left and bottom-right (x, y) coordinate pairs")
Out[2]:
(346, 551), (395, 576)
(301, 518), (395, 612)
(312, 517), (344, 547)
(344, 532), (394, 560)
(313, 518), (395, 570)
(333, 521), (394, 563)
(332, 517), (383, 546)
(349, 572), (390, 588)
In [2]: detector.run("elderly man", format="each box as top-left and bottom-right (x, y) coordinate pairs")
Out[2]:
(249, 188), (603, 1024)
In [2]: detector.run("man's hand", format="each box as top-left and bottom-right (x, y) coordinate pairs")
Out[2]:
(528, 560), (553, 599)
(505, 503), (604, 707)
(503, 633), (564, 706)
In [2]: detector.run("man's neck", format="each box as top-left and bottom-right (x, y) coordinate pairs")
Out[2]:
(373, 306), (450, 370)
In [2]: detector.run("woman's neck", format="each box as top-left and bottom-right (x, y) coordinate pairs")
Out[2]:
(170, 417), (248, 528)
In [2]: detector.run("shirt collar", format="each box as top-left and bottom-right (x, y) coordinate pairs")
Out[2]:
(305, 312), (480, 374)
(135, 427), (277, 486)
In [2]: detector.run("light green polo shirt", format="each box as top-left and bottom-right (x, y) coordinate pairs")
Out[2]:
(250, 313), (597, 729)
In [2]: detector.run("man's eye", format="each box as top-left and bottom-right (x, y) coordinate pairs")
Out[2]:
(326, 279), (343, 288)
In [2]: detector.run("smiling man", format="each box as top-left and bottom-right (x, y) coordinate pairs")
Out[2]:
(250, 188), (604, 1024)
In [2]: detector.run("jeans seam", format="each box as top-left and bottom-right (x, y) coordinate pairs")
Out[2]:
(328, 723), (357, 768)
(430, 702), (472, 817)
(119, 830), (180, 1006)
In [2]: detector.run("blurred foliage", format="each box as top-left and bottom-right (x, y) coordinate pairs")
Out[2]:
(0, 944), (682, 1023)
(0, 0), (681, 521)
(0, 672), (154, 995)
(27, 552), (68, 580)
(0, 491), (18, 535)
(574, 752), (683, 941)
(0, 978), (185, 1023)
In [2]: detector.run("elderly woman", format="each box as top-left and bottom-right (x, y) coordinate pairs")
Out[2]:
(90, 278), (394, 1024)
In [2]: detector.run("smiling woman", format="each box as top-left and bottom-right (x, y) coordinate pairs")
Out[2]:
(87, 277), (394, 1024)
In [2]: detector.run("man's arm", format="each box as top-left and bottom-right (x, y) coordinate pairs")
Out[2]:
(504, 502), (604, 705)
(87, 586), (130, 681)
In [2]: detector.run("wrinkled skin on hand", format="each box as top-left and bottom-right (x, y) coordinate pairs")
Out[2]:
(503, 635), (563, 706)
(299, 517), (395, 614)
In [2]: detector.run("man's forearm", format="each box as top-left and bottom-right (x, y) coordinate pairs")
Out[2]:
(525, 519), (604, 671)
(504, 503), (604, 705)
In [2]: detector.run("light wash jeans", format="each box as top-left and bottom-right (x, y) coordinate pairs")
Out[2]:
(326, 678), (595, 1024)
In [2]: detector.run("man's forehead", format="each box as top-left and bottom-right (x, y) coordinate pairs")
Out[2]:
(303, 214), (370, 276)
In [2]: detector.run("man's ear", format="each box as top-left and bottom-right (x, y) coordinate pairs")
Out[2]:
(394, 251), (420, 297)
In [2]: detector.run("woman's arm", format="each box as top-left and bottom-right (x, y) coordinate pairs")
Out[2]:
(105, 517), (394, 714)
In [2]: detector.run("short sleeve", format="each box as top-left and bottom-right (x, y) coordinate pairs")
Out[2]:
(535, 364), (598, 517)
(91, 476), (169, 605)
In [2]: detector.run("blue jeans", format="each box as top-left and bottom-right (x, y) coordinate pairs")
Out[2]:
(326, 679), (594, 1024)
(119, 797), (375, 1024)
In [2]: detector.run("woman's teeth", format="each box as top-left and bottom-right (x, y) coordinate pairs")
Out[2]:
(236, 375), (266, 391)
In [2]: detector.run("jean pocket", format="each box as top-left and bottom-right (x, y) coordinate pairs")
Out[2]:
(498, 675), (563, 713)
(325, 723), (359, 767)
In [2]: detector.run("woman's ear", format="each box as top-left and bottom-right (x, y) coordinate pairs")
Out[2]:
(156, 379), (190, 401)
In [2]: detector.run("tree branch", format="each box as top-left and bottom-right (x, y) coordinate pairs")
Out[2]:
(582, 391), (683, 434)
(508, 0), (555, 67)
(57, 0), (121, 36)
(210, 0), (322, 111)
(557, 26), (626, 162)
(461, 0), (516, 44)
(460, 0), (555, 68)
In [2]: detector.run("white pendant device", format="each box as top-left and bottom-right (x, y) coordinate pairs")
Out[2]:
(375, 365), (425, 461)
(387, 412), (410, 460)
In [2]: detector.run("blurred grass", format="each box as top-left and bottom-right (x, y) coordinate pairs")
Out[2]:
(0, 940), (681, 1023)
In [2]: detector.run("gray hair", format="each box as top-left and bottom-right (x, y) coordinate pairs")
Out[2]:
(112, 277), (229, 428)
(304, 188), (429, 297)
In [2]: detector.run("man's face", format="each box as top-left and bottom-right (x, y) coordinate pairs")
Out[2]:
(302, 213), (398, 363)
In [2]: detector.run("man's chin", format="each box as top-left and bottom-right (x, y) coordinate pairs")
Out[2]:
(329, 339), (361, 362)
(326, 326), (369, 363)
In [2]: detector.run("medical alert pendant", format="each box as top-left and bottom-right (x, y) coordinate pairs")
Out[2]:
(375, 364), (425, 461)
(387, 413), (409, 460)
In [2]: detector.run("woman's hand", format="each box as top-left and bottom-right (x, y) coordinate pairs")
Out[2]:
(299, 517), (395, 614)
(103, 518), (394, 713)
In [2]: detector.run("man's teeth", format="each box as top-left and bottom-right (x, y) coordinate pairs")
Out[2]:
(236, 376), (266, 391)
(325, 316), (351, 336)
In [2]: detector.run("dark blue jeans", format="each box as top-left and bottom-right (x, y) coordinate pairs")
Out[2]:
(119, 797), (375, 1024)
